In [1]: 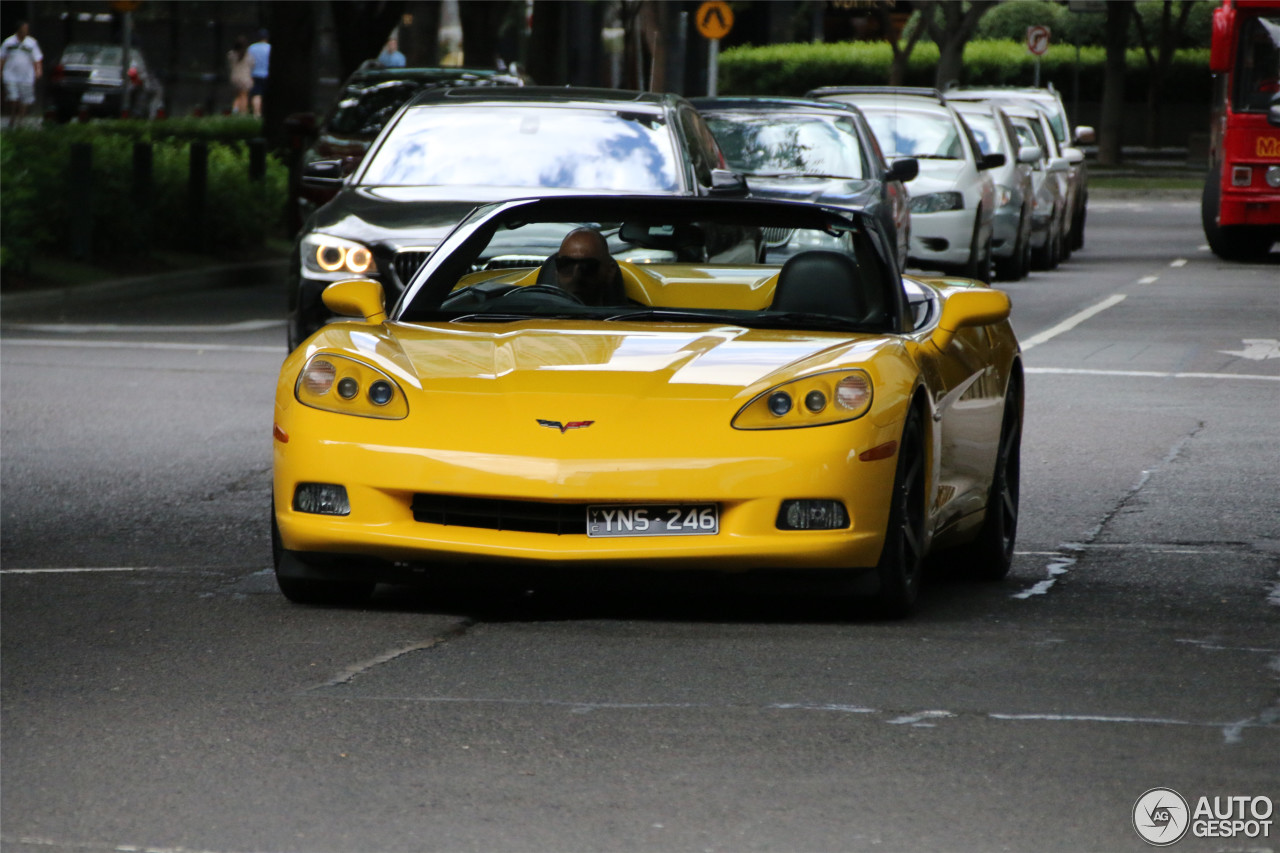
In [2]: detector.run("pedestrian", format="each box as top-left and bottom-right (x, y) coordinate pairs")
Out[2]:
(0, 21), (43, 129)
(227, 35), (253, 115)
(377, 37), (405, 68)
(247, 28), (270, 117)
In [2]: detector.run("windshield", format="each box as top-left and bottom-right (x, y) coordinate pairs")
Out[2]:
(397, 204), (895, 334)
(1234, 14), (1280, 112)
(360, 105), (681, 191)
(862, 108), (964, 159)
(60, 45), (124, 66)
(704, 113), (866, 178)
(959, 112), (1005, 156)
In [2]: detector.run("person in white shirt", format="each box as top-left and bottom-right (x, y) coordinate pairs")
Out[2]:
(0, 21), (43, 128)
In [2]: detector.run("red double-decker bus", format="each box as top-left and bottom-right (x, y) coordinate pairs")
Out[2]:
(1202, 0), (1280, 259)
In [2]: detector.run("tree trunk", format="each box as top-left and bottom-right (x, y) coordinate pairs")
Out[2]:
(400, 1), (441, 67)
(329, 1), (405, 78)
(923, 1), (996, 90)
(1098, 2), (1132, 165)
(459, 0), (511, 69)
(262, 2), (316, 153)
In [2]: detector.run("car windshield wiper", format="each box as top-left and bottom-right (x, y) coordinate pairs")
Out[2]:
(605, 309), (746, 324)
(746, 171), (856, 180)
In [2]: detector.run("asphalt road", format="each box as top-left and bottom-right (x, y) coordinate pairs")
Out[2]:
(2, 194), (1278, 853)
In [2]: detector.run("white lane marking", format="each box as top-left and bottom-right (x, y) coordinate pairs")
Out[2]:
(887, 710), (955, 727)
(1220, 338), (1280, 360)
(2, 319), (284, 334)
(1137, 275), (1159, 285)
(1019, 294), (1127, 351)
(1027, 367), (1280, 382)
(0, 567), (155, 574)
(1170, 259), (1187, 268)
(1012, 553), (1076, 599)
(1, 338), (281, 354)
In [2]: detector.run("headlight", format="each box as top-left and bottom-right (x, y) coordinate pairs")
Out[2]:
(1266, 166), (1280, 189)
(296, 353), (407, 419)
(909, 191), (964, 213)
(301, 233), (379, 279)
(733, 370), (873, 430)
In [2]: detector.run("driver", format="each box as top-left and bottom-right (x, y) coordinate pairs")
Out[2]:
(551, 228), (620, 306)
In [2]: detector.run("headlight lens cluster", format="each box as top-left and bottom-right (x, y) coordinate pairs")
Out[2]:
(302, 233), (378, 278)
(909, 191), (964, 213)
(296, 354), (407, 419)
(733, 370), (873, 430)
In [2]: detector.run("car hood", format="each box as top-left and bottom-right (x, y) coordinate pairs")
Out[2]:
(309, 185), (635, 249)
(914, 159), (969, 186)
(742, 176), (878, 209)
(314, 321), (892, 404)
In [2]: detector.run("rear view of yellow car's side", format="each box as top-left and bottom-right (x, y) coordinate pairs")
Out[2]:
(271, 197), (1023, 618)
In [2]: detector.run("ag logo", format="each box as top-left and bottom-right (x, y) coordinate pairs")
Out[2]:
(1134, 788), (1190, 846)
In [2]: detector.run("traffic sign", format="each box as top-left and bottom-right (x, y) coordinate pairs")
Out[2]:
(1026, 25), (1051, 56)
(697, 0), (734, 40)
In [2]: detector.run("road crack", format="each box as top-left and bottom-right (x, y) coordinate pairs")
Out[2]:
(307, 619), (475, 690)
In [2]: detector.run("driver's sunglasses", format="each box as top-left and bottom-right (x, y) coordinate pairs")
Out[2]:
(555, 255), (601, 276)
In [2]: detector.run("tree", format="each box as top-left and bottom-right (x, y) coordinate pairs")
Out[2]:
(329, 1), (406, 77)
(1132, 0), (1196, 147)
(874, 4), (929, 86)
(1097, 1), (1132, 165)
(917, 0), (998, 89)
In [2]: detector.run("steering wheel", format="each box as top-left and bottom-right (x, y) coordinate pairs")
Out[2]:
(497, 284), (585, 305)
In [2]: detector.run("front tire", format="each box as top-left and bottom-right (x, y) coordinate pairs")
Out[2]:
(271, 507), (375, 606)
(872, 407), (927, 618)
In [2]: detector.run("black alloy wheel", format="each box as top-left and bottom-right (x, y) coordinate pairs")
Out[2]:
(872, 407), (927, 617)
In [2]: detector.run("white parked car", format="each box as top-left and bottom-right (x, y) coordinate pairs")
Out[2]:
(810, 87), (1001, 282)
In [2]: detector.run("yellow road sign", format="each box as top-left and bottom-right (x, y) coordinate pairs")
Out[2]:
(697, 0), (734, 40)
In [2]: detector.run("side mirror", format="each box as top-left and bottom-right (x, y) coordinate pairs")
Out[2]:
(1017, 146), (1042, 165)
(1062, 147), (1085, 165)
(1048, 157), (1071, 174)
(301, 159), (346, 189)
(1074, 125), (1096, 145)
(322, 279), (386, 325)
(885, 157), (919, 183)
(709, 168), (748, 196)
(931, 288), (1011, 350)
(979, 152), (1006, 171)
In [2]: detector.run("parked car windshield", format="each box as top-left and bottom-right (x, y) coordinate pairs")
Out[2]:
(360, 105), (681, 191)
(958, 112), (1005, 156)
(60, 44), (126, 66)
(704, 113), (865, 178)
(861, 108), (964, 159)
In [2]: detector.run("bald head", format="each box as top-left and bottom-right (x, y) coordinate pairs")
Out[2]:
(554, 228), (617, 305)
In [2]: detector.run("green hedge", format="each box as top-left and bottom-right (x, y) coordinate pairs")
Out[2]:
(719, 39), (1211, 103)
(0, 117), (288, 273)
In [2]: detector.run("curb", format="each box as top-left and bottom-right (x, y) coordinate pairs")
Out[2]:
(1, 257), (288, 314)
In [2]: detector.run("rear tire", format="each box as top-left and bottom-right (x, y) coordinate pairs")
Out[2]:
(953, 376), (1022, 581)
(871, 407), (927, 618)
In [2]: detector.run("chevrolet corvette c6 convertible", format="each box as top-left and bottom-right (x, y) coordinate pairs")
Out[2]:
(272, 196), (1023, 617)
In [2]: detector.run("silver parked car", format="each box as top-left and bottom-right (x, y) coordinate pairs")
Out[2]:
(1004, 105), (1072, 271)
(950, 100), (1039, 281)
(945, 86), (1094, 251)
(48, 43), (165, 122)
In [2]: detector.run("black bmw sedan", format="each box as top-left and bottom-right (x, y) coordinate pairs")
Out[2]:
(288, 87), (745, 349)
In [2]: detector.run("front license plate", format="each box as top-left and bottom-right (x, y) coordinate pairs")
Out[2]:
(81, 91), (105, 104)
(586, 504), (718, 538)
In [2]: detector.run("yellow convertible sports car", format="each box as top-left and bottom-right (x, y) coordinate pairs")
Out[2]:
(272, 196), (1023, 616)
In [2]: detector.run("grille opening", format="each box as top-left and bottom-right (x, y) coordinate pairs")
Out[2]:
(412, 494), (589, 535)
